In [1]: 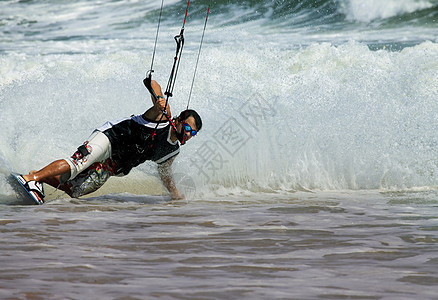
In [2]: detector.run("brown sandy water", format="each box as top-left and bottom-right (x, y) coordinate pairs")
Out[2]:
(1, 190), (437, 299)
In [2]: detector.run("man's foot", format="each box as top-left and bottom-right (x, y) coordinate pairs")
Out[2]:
(23, 171), (37, 182)
(16, 175), (45, 204)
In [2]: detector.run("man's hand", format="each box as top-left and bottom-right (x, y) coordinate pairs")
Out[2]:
(170, 191), (185, 200)
(155, 96), (167, 113)
(142, 78), (171, 121)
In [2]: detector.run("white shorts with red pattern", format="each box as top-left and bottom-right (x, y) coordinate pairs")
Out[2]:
(62, 131), (115, 197)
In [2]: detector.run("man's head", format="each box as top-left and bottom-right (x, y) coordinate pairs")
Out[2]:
(175, 109), (202, 145)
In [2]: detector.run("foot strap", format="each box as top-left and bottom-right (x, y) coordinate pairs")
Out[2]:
(24, 180), (45, 198)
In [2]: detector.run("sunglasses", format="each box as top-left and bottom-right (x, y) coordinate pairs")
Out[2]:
(184, 123), (197, 136)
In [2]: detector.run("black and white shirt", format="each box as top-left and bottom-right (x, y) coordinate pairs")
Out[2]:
(98, 114), (180, 175)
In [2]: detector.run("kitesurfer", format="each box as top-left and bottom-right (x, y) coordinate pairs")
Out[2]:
(19, 79), (202, 201)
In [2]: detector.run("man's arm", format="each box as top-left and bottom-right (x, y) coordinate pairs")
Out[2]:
(157, 157), (184, 200)
(143, 80), (172, 121)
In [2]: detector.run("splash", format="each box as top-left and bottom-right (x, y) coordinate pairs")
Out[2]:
(342, 0), (434, 22)
(182, 41), (438, 194)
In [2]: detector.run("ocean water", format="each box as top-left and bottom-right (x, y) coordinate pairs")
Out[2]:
(1, 0), (438, 299)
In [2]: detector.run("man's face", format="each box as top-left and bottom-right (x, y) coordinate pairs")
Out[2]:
(177, 116), (198, 144)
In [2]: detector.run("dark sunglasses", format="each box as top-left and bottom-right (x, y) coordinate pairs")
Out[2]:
(184, 123), (197, 136)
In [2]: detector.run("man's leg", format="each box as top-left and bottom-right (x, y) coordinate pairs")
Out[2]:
(23, 159), (70, 187)
(59, 159), (115, 198)
(21, 131), (113, 198)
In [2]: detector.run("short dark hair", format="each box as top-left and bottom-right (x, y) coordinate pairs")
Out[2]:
(179, 109), (202, 131)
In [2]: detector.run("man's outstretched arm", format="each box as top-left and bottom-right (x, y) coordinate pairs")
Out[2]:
(157, 157), (184, 200)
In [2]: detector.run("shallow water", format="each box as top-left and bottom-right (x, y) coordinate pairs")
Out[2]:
(1, 190), (437, 299)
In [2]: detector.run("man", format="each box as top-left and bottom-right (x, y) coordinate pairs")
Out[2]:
(18, 78), (202, 202)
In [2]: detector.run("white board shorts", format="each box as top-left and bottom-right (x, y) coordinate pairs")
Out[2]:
(62, 131), (114, 197)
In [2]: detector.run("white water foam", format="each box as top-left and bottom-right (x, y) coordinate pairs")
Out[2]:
(1, 40), (438, 198)
(342, 0), (434, 22)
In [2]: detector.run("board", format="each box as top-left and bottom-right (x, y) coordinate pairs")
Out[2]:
(8, 173), (44, 205)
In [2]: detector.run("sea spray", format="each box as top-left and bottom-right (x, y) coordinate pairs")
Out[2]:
(182, 41), (438, 194)
(342, 0), (435, 22)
